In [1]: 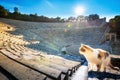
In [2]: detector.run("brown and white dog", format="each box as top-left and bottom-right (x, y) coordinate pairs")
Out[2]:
(79, 44), (119, 72)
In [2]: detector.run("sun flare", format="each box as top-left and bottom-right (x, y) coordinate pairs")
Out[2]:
(74, 6), (85, 16)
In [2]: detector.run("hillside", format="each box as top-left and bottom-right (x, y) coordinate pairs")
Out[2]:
(0, 18), (110, 60)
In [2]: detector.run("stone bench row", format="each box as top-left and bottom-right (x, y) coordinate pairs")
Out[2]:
(0, 30), (23, 39)
(0, 22), (15, 31)
(0, 44), (81, 80)
(0, 53), (48, 80)
(14, 44), (81, 79)
(0, 31), (29, 47)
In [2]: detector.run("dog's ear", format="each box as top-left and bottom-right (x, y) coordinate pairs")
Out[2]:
(80, 44), (93, 52)
(83, 44), (93, 52)
(81, 43), (85, 47)
(80, 47), (86, 52)
(81, 44), (88, 49)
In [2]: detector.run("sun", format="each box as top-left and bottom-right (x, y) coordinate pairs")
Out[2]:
(74, 6), (85, 16)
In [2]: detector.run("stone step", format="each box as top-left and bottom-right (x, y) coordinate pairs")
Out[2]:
(0, 53), (47, 80)
(0, 46), (81, 80)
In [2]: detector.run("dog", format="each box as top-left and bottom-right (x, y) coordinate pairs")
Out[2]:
(79, 44), (119, 72)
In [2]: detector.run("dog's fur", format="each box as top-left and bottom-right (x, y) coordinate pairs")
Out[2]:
(79, 44), (119, 72)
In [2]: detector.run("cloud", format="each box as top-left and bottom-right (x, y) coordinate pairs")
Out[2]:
(45, 0), (54, 9)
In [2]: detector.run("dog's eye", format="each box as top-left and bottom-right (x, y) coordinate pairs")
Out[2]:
(80, 48), (86, 52)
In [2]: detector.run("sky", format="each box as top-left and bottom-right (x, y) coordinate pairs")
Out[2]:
(0, 0), (120, 21)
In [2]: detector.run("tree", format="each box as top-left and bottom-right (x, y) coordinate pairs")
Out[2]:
(55, 17), (61, 22)
(68, 17), (76, 21)
(77, 15), (84, 21)
(61, 18), (65, 22)
(0, 5), (65, 22)
(109, 15), (120, 37)
(14, 7), (19, 14)
(35, 13), (37, 16)
(88, 14), (99, 21)
(0, 5), (8, 17)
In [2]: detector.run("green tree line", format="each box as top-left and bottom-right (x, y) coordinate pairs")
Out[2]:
(109, 15), (120, 38)
(0, 5), (120, 37)
(0, 5), (65, 22)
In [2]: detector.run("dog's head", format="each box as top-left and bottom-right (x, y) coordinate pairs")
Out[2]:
(79, 44), (110, 59)
(79, 44), (94, 55)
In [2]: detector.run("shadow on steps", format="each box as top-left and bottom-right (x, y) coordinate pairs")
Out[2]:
(88, 71), (120, 80)
(0, 66), (18, 80)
